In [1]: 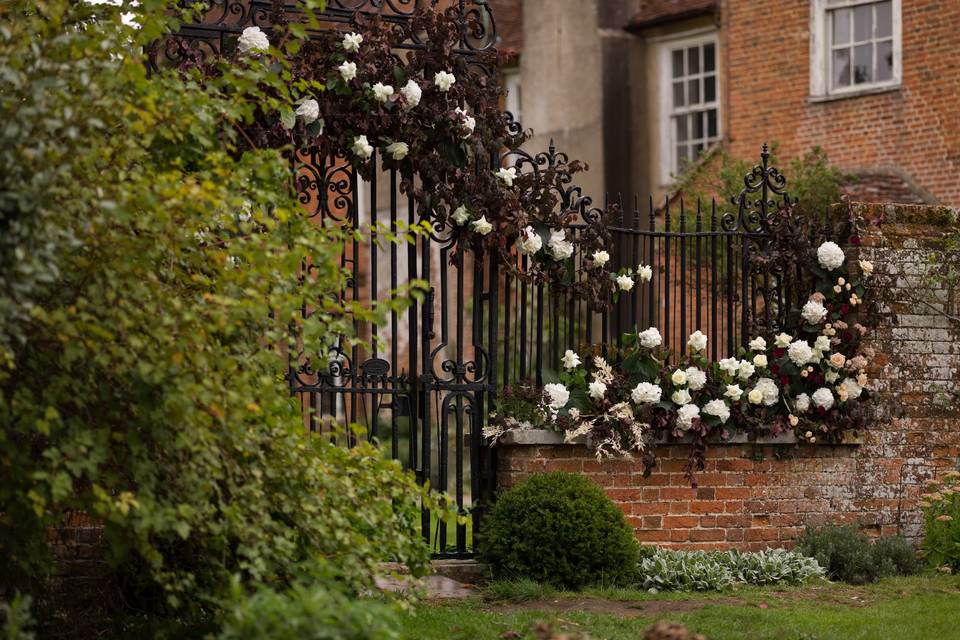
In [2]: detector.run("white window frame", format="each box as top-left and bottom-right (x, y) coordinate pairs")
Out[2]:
(810, 0), (902, 98)
(656, 30), (721, 186)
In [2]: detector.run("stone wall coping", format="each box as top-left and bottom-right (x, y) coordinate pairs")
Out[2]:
(843, 201), (960, 227)
(497, 428), (863, 447)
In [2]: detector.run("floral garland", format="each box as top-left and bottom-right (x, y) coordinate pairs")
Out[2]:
(486, 210), (875, 485)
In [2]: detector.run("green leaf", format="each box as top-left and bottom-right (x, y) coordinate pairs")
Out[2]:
(279, 106), (296, 130)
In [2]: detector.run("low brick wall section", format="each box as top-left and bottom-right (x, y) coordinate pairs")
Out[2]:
(496, 203), (960, 550)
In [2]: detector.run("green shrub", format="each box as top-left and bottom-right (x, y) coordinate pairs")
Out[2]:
(636, 549), (824, 592)
(217, 584), (399, 640)
(920, 472), (960, 572)
(796, 525), (920, 584)
(0, 595), (35, 640)
(478, 472), (639, 589)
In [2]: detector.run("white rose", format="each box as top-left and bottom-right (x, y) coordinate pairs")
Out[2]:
(561, 349), (581, 370)
(351, 134), (373, 159)
(749, 336), (767, 351)
(385, 141), (408, 160)
(637, 264), (653, 282)
(859, 259), (874, 275)
(774, 332), (793, 348)
(372, 82), (395, 103)
(738, 359), (756, 381)
(685, 367), (707, 391)
(341, 32), (363, 52)
(592, 250), (610, 267)
(631, 382), (662, 404)
(471, 215), (493, 235)
(703, 399), (731, 423)
(754, 377), (779, 406)
(676, 403), (701, 428)
(671, 369), (687, 386)
(794, 392), (811, 413)
(516, 226), (542, 256)
(433, 70), (456, 92)
(753, 354), (768, 368)
(547, 229), (574, 260)
(450, 205), (469, 226)
(588, 381), (607, 400)
(725, 384), (743, 401)
(616, 274), (635, 291)
(817, 241), (845, 271)
(787, 340), (814, 366)
(638, 327), (662, 349)
(453, 107), (476, 138)
(719, 357), (740, 377)
(840, 377), (863, 400)
(748, 388), (764, 404)
(338, 60), (357, 81)
(494, 167), (517, 186)
(688, 330), (708, 353)
(400, 79), (422, 108)
(543, 383), (569, 409)
(802, 299), (827, 325)
(238, 26), (269, 54)
(295, 98), (320, 123)
(672, 388), (692, 406)
(811, 387), (835, 410)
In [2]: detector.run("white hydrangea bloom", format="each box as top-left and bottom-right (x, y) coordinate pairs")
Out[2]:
(753, 377), (779, 406)
(238, 26), (269, 54)
(295, 98), (320, 123)
(802, 299), (827, 325)
(787, 339), (814, 366)
(817, 241), (845, 271)
(685, 367), (707, 391)
(433, 70), (456, 91)
(341, 32), (363, 52)
(703, 399), (730, 423)
(794, 392), (811, 413)
(543, 383), (570, 409)
(638, 327), (662, 348)
(516, 226), (542, 256)
(561, 349), (581, 370)
(631, 382), (662, 405)
(688, 330), (708, 353)
(812, 387), (835, 410)
(677, 403), (700, 428)
(400, 79), (422, 108)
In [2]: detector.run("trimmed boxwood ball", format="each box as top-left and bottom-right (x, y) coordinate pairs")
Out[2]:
(478, 472), (639, 589)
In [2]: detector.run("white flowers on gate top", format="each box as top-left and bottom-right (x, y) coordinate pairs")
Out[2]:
(543, 383), (570, 409)
(471, 215), (493, 235)
(774, 332), (793, 348)
(433, 70), (456, 92)
(561, 349), (581, 369)
(671, 369), (687, 386)
(516, 226), (542, 256)
(338, 60), (357, 81)
(400, 79), (422, 108)
(677, 403), (700, 428)
(794, 392), (811, 413)
(615, 273), (634, 291)
(801, 299), (827, 325)
(672, 388), (692, 406)
(548, 229), (574, 260)
(637, 264), (653, 282)
(494, 166), (517, 186)
(588, 381), (607, 400)
(703, 399), (731, 423)
(631, 382), (662, 405)
(351, 135), (373, 159)
(295, 98), (320, 124)
(341, 32), (363, 52)
(724, 384), (743, 401)
(719, 357), (740, 377)
(688, 330), (707, 353)
(372, 82), (394, 103)
(451, 205), (470, 226)
(748, 336), (767, 351)
(787, 339), (814, 366)
(817, 241), (845, 271)
(238, 26), (269, 54)
(753, 377), (779, 406)
(685, 367), (706, 391)
(592, 250), (610, 267)
(385, 141), (408, 160)
(811, 387), (834, 410)
(638, 327), (662, 349)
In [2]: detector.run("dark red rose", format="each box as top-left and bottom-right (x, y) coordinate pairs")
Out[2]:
(843, 331), (853, 343)
(770, 363), (781, 375)
(849, 235), (861, 245)
(773, 348), (786, 358)
(779, 375), (789, 386)
(817, 406), (826, 416)
(840, 304), (850, 315)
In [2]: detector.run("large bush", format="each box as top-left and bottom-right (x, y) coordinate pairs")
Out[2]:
(479, 472), (639, 589)
(0, 0), (433, 631)
(796, 525), (920, 584)
(920, 471), (960, 572)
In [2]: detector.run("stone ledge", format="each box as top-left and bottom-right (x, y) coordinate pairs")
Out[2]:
(497, 429), (863, 447)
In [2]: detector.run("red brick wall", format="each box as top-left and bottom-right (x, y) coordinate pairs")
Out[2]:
(721, 0), (960, 205)
(495, 203), (960, 549)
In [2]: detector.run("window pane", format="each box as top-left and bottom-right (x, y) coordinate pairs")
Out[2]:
(676, 115), (688, 142)
(676, 145), (688, 169)
(877, 39), (893, 81)
(704, 74), (716, 102)
(833, 48), (851, 87)
(832, 8), (851, 45)
(854, 43), (873, 84)
(673, 81), (685, 107)
(853, 3), (872, 41)
(707, 109), (717, 138)
(876, 1), (892, 38)
(672, 49), (684, 78)
(693, 111), (705, 140)
(688, 46), (700, 74)
(693, 142), (704, 157)
(688, 78), (700, 104)
(704, 43), (715, 71)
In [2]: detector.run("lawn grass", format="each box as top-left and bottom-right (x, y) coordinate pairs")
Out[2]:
(400, 575), (960, 640)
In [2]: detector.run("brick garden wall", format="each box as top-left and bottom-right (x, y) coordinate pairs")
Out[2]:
(496, 202), (960, 550)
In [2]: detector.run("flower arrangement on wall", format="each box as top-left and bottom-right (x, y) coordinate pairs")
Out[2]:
(485, 210), (875, 484)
